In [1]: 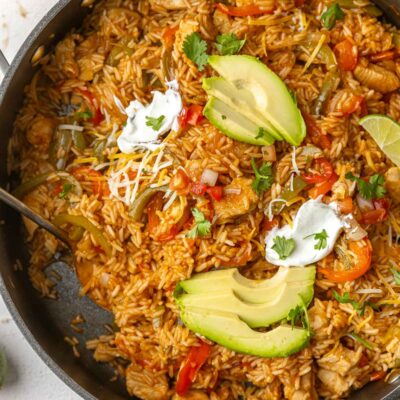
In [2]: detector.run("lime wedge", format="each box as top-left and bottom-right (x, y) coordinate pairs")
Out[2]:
(359, 114), (400, 166)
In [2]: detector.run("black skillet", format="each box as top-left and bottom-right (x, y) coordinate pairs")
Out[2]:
(0, 0), (399, 399)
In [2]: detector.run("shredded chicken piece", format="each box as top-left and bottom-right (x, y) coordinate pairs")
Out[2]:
(317, 369), (351, 397)
(26, 115), (56, 151)
(317, 343), (362, 375)
(212, 177), (258, 223)
(354, 63), (400, 93)
(126, 364), (169, 400)
(287, 371), (318, 400)
(213, 9), (233, 34)
(385, 167), (400, 203)
(55, 37), (80, 78)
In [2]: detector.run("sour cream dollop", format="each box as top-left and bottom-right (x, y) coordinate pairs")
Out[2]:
(265, 198), (344, 267)
(117, 80), (182, 153)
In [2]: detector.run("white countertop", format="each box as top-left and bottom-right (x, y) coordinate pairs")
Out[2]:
(0, 1), (82, 398)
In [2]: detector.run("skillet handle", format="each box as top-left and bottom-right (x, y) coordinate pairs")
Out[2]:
(0, 50), (9, 75)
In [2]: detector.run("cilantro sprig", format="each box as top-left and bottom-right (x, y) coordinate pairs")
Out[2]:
(347, 332), (374, 350)
(182, 32), (208, 71)
(75, 110), (93, 120)
(255, 127), (269, 140)
(59, 183), (74, 199)
(146, 115), (165, 131)
(215, 33), (246, 56)
(187, 208), (211, 238)
(345, 172), (386, 200)
(391, 268), (400, 284)
(272, 236), (295, 260)
(304, 229), (329, 250)
(287, 297), (311, 336)
(333, 291), (380, 316)
(251, 159), (273, 195)
(321, 3), (345, 30)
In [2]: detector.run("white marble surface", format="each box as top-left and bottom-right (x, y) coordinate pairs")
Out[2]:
(0, 0), (81, 398)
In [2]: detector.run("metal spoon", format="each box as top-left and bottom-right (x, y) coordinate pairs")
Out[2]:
(0, 187), (101, 303)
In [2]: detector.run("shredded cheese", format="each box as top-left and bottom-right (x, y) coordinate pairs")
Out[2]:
(265, 198), (286, 221)
(355, 310), (373, 333)
(291, 146), (300, 175)
(73, 157), (97, 164)
(355, 288), (383, 295)
(285, 196), (306, 208)
(58, 124), (84, 132)
(302, 34), (326, 74)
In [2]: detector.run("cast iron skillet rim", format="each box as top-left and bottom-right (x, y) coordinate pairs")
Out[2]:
(0, 0), (94, 398)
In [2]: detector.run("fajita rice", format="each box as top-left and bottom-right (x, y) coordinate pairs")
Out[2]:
(8, 0), (400, 398)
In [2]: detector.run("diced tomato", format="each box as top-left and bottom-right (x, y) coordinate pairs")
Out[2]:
(370, 371), (386, 382)
(179, 105), (204, 129)
(189, 182), (208, 196)
(338, 94), (364, 116)
(295, 0), (305, 6)
(308, 173), (338, 199)
(361, 209), (387, 225)
(358, 353), (369, 368)
(262, 217), (279, 233)
(53, 183), (63, 196)
(370, 50), (395, 62)
(302, 111), (331, 150)
(215, 3), (274, 16)
(359, 98), (369, 117)
(176, 343), (211, 396)
(73, 88), (104, 126)
(319, 238), (372, 282)
(71, 166), (110, 197)
(220, 242), (252, 267)
(338, 197), (353, 214)
(169, 169), (190, 195)
(206, 186), (223, 201)
(334, 39), (358, 71)
(93, 245), (105, 254)
(302, 158), (334, 184)
(162, 26), (178, 48)
(361, 197), (390, 224)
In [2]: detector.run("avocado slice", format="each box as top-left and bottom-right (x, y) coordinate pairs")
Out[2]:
(178, 266), (315, 304)
(180, 307), (309, 358)
(203, 96), (275, 146)
(207, 55), (306, 146)
(176, 283), (314, 328)
(203, 77), (282, 140)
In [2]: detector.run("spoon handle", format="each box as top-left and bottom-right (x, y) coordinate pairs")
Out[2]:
(0, 187), (70, 245)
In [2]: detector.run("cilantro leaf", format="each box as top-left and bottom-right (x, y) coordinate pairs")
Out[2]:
(345, 172), (386, 200)
(251, 159), (273, 195)
(255, 127), (269, 140)
(59, 183), (74, 199)
(146, 115), (165, 131)
(287, 297), (311, 336)
(391, 268), (400, 285)
(182, 32), (208, 71)
(75, 110), (93, 120)
(321, 3), (344, 30)
(347, 332), (374, 350)
(187, 208), (211, 238)
(272, 236), (295, 260)
(304, 229), (329, 250)
(215, 33), (246, 56)
(333, 291), (379, 316)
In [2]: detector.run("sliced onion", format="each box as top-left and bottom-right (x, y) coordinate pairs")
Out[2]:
(200, 168), (218, 186)
(356, 194), (374, 212)
(58, 124), (84, 132)
(355, 288), (382, 294)
(342, 214), (368, 241)
(262, 145), (276, 162)
(301, 145), (322, 157)
(224, 188), (241, 195)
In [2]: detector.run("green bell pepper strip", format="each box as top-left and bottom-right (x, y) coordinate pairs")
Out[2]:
(13, 172), (52, 198)
(129, 185), (169, 221)
(53, 213), (112, 256)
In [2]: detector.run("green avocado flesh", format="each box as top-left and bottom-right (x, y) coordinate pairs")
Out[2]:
(179, 266), (316, 304)
(203, 97), (274, 146)
(180, 307), (310, 358)
(177, 282), (314, 328)
(202, 77), (282, 140)
(204, 55), (306, 146)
